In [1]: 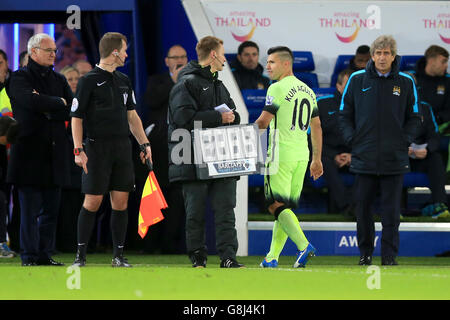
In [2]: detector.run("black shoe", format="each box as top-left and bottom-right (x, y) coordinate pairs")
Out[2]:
(381, 256), (398, 266)
(358, 255), (372, 266)
(21, 261), (37, 266)
(190, 250), (207, 268)
(112, 255), (132, 267)
(37, 258), (65, 266)
(73, 252), (86, 267)
(220, 258), (245, 268)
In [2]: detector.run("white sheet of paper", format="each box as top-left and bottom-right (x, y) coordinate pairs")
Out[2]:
(409, 143), (428, 159)
(214, 103), (231, 113)
(410, 143), (427, 150)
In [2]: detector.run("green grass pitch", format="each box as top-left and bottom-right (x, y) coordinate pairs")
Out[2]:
(1, 254), (450, 300)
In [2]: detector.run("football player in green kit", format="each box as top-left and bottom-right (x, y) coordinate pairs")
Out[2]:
(255, 46), (323, 268)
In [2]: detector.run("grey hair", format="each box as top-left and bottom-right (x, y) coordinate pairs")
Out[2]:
(27, 33), (53, 55)
(370, 35), (397, 56)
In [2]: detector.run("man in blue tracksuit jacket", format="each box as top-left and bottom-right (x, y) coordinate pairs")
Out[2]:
(339, 35), (421, 266)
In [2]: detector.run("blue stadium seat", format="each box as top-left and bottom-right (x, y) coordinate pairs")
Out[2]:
(313, 87), (335, 99)
(241, 89), (267, 108)
(294, 72), (319, 88)
(291, 51), (319, 88)
(249, 174), (264, 187)
(241, 89), (267, 123)
(292, 51), (315, 72)
(225, 53), (237, 64)
(403, 172), (429, 188)
(330, 55), (353, 87)
(400, 55), (423, 71)
(248, 108), (262, 123)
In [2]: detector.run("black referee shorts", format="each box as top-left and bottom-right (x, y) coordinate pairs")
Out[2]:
(81, 137), (135, 195)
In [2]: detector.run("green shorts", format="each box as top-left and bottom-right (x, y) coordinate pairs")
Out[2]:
(264, 160), (308, 209)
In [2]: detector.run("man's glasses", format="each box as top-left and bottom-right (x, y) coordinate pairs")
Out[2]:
(167, 55), (187, 60)
(36, 47), (58, 54)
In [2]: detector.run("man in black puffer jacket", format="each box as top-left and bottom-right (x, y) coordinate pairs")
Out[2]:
(340, 35), (421, 266)
(168, 36), (243, 268)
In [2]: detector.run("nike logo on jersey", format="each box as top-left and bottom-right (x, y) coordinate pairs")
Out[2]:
(328, 111), (336, 115)
(202, 87), (209, 91)
(97, 81), (107, 86)
(362, 87), (371, 92)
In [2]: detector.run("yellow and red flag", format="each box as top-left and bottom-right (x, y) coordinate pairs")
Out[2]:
(138, 171), (168, 238)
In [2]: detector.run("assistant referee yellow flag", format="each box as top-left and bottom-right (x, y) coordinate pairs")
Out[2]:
(138, 171), (167, 238)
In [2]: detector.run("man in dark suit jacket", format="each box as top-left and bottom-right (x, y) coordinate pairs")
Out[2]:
(7, 33), (73, 266)
(142, 45), (188, 254)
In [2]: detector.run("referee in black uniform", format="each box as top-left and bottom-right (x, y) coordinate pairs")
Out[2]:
(71, 32), (151, 267)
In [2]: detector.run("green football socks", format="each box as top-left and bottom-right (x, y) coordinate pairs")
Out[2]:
(277, 208), (309, 252)
(265, 220), (288, 261)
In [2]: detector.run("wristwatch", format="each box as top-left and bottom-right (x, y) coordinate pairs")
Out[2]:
(73, 148), (84, 156)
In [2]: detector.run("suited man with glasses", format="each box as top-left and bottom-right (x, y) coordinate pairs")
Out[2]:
(7, 33), (73, 266)
(141, 44), (188, 254)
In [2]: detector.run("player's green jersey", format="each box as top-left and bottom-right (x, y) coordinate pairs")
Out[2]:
(263, 75), (319, 162)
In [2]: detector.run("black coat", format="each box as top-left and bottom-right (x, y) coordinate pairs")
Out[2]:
(6, 57), (73, 188)
(143, 72), (174, 188)
(230, 59), (270, 90)
(317, 90), (351, 159)
(339, 56), (421, 175)
(168, 61), (240, 182)
(414, 100), (440, 153)
(413, 57), (450, 125)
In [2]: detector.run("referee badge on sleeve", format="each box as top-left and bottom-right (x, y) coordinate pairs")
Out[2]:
(71, 98), (79, 112)
(266, 95), (274, 106)
(123, 93), (128, 105)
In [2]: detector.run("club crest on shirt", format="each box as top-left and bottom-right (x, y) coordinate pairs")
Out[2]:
(257, 82), (265, 90)
(71, 98), (79, 112)
(266, 95), (274, 106)
(437, 85), (445, 95)
(393, 86), (401, 96)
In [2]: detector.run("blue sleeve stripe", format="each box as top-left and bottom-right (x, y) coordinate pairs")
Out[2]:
(399, 71), (419, 113)
(421, 101), (439, 132)
(339, 70), (365, 111)
(316, 94), (334, 102)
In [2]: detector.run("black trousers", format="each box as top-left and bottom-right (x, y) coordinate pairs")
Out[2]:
(410, 152), (447, 204)
(354, 174), (403, 258)
(322, 155), (353, 211)
(182, 178), (238, 261)
(18, 186), (61, 263)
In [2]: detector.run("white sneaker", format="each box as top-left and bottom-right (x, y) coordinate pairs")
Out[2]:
(0, 242), (16, 258)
